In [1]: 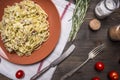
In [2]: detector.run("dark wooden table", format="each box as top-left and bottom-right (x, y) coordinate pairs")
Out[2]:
(52, 0), (120, 80)
(0, 0), (120, 80)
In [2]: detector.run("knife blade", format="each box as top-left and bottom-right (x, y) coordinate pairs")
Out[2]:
(65, 0), (76, 4)
(30, 44), (75, 80)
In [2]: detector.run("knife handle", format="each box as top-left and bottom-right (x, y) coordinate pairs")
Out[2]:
(30, 65), (51, 80)
(30, 44), (75, 80)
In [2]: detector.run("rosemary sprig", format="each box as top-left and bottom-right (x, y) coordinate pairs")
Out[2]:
(69, 0), (90, 41)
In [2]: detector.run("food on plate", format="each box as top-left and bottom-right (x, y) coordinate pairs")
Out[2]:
(95, 61), (104, 71)
(0, 0), (49, 56)
(108, 70), (119, 80)
(15, 70), (25, 79)
(89, 18), (101, 31)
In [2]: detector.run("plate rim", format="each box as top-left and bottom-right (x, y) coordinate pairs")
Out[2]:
(0, 0), (61, 65)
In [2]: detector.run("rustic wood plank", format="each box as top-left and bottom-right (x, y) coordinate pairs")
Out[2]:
(52, 0), (120, 80)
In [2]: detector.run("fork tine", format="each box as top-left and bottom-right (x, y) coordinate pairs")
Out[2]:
(92, 44), (105, 56)
(94, 44), (104, 53)
(89, 44), (105, 55)
(93, 47), (104, 57)
(88, 44), (105, 59)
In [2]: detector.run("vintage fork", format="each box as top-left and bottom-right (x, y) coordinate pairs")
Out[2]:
(61, 44), (105, 80)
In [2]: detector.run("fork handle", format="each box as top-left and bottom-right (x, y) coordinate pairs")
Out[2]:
(60, 58), (90, 80)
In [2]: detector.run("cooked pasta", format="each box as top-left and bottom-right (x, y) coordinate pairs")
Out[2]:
(0, 0), (49, 56)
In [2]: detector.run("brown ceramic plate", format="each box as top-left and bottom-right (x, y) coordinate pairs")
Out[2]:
(0, 0), (61, 65)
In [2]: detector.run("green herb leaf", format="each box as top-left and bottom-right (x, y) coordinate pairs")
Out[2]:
(69, 0), (90, 41)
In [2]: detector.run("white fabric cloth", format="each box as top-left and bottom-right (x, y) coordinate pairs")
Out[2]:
(0, 0), (75, 80)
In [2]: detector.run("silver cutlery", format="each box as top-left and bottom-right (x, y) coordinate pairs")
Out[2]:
(30, 44), (75, 80)
(61, 44), (105, 80)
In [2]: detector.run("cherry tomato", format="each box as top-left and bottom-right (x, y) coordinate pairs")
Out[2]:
(95, 62), (104, 71)
(92, 77), (100, 80)
(15, 70), (25, 79)
(108, 70), (119, 80)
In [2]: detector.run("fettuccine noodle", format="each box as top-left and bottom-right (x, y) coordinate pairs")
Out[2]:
(0, 0), (49, 56)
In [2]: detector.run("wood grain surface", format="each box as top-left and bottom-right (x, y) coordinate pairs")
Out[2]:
(0, 0), (120, 80)
(52, 0), (120, 80)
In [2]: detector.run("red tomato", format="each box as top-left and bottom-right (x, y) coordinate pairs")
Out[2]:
(15, 70), (25, 79)
(108, 70), (119, 80)
(95, 62), (104, 71)
(92, 77), (100, 80)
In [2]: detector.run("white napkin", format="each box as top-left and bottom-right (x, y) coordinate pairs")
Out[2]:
(0, 0), (75, 80)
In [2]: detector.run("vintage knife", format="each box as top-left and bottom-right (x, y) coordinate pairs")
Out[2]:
(30, 44), (75, 80)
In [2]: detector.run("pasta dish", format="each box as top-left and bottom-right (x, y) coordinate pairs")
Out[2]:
(0, 0), (50, 56)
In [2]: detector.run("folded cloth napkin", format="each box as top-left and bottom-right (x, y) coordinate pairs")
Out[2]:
(0, 0), (75, 80)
